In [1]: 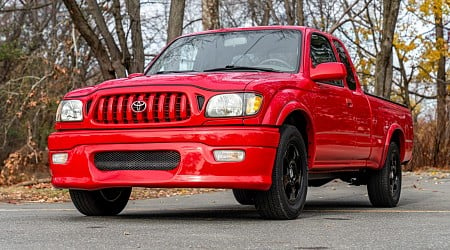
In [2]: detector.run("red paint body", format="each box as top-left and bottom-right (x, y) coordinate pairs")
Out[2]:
(48, 26), (413, 190)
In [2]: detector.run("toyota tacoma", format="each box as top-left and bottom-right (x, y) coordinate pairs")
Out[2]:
(48, 26), (413, 219)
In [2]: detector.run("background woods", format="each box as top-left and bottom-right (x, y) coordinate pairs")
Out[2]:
(0, 0), (448, 185)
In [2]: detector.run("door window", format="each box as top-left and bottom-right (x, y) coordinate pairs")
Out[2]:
(333, 40), (357, 91)
(310, 33), (342, 87)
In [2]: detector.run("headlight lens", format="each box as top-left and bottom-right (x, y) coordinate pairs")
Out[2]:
(56, 100), (83, 122)
(206, 93), (263, 117)
(206, 94), (243, 117)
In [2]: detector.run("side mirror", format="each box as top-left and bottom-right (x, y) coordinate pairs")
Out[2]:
(310, 62), (346, 81)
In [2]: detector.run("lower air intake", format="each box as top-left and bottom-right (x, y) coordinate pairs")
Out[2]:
(94, 151), (180, 171)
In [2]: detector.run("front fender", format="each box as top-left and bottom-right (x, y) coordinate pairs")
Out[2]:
(261, 90), (313, 126)
(261, 92), (316, 168)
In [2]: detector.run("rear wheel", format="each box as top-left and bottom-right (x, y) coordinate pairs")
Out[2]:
(232, 189), (256, 205)
(367, 142), (402, 207)
(255, 125), (308, 219)
(69, 187), (132, 216)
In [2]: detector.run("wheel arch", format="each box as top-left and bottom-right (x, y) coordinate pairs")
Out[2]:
(275, 105), (316, 169)
(380, 124), (406, 167)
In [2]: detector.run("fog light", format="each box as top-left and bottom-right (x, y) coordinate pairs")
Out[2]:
(213, 150), (245, 162)
(52, 153), (68, 164)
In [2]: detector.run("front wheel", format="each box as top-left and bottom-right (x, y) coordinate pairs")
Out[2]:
(255, 125), (308, 219)
(69, 187), (132, 216)
(367, 142), (402, 207)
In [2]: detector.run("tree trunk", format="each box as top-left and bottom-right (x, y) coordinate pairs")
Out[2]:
(283, 0), (295, 25)
(86, 0), (126, 78)
(296, 0), (304, 26)
(167, 0), (186, 43)
(62, 0), (115, 80)
(433, 1), (448, 167)
(125, 0), (144, 73)
(202, 0), (220, 30)
(112, 0), (131, 71)
(63, 0), (145, 78)
(374, 0), (400, 99)
(261, 0), (271, 25)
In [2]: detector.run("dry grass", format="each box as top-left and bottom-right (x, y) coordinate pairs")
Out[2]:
(408, 120), (449, 170)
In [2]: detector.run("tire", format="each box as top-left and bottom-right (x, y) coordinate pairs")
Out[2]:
(232, 189), (256, 205)
(69, 187), (132, 216)
(367, 142), (402, 207)
(255, 125), (308, 219)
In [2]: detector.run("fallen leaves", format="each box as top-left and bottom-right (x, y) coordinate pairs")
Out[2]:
(0, 182), (222, 204)
(129, 188), (222, 200)
(0, 183), (70, 203)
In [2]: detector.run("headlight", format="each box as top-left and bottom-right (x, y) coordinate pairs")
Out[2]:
(206, 93), (263, 117)
(56, 100), (83, 122)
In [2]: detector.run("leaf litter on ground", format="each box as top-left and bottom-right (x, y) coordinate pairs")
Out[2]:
(0, 182), (222, 204)
(1, 168), (449, 204)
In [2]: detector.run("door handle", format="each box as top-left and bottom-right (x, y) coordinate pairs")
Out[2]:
(316, 84), (329, 90)
(346, 98), (353, 108)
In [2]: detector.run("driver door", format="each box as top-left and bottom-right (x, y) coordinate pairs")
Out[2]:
(309, 33), (355, 167)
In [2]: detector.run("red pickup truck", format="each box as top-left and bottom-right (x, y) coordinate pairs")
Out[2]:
(48, 26), (413, 219)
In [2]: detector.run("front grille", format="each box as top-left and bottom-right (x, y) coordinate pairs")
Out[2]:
(94, 151), (180, 171)
(93, 92), (191, 124)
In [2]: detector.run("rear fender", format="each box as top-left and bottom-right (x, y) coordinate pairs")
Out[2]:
(379, 124), (405, 168)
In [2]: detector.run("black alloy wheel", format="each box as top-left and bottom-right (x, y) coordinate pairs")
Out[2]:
(255, 125), (308, 220)
(283, 142), (303, 203)
(388, 149), (401, 197)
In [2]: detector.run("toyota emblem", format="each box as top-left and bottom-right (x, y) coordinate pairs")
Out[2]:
(131, 100), (146, 112)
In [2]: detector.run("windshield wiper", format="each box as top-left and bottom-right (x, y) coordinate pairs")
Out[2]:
(155, 70), (200, 74)
(203, 65), (281, 72)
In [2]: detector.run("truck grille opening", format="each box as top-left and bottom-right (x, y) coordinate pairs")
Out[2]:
(94, 151), (180, 171)
(93, 92), (191, 124)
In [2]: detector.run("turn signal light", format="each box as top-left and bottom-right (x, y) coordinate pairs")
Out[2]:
(213, 150), (245, 162)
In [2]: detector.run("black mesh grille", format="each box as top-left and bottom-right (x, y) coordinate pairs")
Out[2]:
(94, 151), (180, 171)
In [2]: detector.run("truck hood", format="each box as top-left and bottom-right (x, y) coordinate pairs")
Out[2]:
(65, 72), (293, 98)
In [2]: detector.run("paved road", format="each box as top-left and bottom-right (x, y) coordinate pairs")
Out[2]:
(1, 173), (449, 249)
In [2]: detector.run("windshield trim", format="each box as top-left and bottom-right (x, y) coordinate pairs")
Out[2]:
(144, 29), (303, 75)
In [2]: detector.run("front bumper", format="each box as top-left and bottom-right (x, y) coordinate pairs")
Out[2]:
(48, 126), (279, 190)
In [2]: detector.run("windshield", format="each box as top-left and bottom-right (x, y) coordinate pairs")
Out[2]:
(146, 29), (302, 75)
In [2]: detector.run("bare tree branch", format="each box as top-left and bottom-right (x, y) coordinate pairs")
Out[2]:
(0, 2), (52, 13)
(328, 0), (360, 33)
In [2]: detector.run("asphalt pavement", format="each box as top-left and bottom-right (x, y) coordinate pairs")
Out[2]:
(1, 172), (449, 249)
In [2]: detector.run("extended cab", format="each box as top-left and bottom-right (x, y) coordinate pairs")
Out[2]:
(48, 26), (413, 219)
